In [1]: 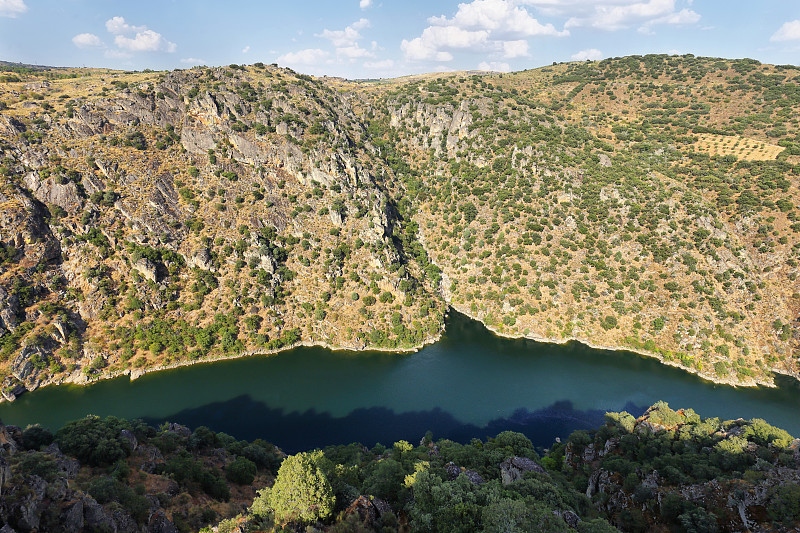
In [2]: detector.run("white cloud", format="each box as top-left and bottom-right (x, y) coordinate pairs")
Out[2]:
(571, 48), (603, 60)
(428, 0), (567, 38)
(0, 0), (27, 18)
(359, 0), (372, 8)
(401, 0), (565, 63)
(242, 45), (251, 54)
(315, 19), (377, 62)
(771, 20), (800, 42)
(72, 33), (104, 49)
(402, 26), (486, 61)
(478, 61), (511, 71)
(181, 57), (208, 65)
(105, 16), (146, 35)
(278, 48), (330, 65)
(530, 0), (701, 32)
(115, 30), (176, 53)
(316, 18), (370, 47)
(502, 40), (529, 58)
(104, 49), (132, 60)
(336, 44), (374, 60)
(101, 16), (176, 54)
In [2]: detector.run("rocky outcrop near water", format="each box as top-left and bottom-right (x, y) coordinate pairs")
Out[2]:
(0, 419), (179, 533)
(562, 403), (800, 532)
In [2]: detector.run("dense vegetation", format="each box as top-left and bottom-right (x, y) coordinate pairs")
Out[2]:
(358, 54), (800, 385)
(0, 54), (797, 402)
(0, 62), (448, 399)
(3, 402), (796, 532)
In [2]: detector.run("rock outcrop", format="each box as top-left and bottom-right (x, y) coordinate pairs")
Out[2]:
(500, 456), (546, 485)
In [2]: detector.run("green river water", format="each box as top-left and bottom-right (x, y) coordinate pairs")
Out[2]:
(0, 312), (798, 452)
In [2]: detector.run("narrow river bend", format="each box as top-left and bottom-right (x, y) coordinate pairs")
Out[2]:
(1, 312), (798, 453)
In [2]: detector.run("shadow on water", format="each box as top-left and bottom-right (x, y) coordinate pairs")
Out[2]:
(1, 310), (799, 450)
(144, 395), (649, 453)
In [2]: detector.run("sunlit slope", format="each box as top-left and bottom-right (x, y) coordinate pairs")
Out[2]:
(360, 54), (800, 385)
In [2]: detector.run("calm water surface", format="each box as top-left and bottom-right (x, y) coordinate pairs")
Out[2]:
(1, 312), (798, 452)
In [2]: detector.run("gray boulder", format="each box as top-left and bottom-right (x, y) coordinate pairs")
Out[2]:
(554, 509), (581, 528)
(120, 429), (138, 452)
(8, 475), (47, 530)
(147, 509), (178, 533)
(82, 495), (116, 532)
(500, 457), (546, 485)
(60, 500), (84, 533)
(0, 285), (20, 334)
(165, 423), (191, 438)
(111, 508), (139, 533)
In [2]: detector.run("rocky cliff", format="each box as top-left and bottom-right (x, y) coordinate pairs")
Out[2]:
(0, 64), (446, 399)
(560, 402), (800, 532)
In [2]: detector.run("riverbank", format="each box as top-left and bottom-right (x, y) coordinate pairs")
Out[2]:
(446, 301), (782, 389)
(3, 309), (800, 450)
(0, 327), (445, 403)
(125, 330), (445, 381)
(3, 299), (798, 405)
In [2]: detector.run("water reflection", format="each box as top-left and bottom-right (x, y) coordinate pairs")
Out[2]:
(0, 311), (798, 451)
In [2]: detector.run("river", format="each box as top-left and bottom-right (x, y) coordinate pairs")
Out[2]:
(1, 311), (798, 453)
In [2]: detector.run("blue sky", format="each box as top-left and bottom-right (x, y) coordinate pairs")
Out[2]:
(1, 0), (799, 78)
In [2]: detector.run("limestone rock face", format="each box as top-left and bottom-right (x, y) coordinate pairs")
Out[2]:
(147, 509), (178, 533)
(445, 461), (485, 485)
(60, 500), (84, 533)
(0, 423), (22, 455)
(165, 422), (192, 438)
(554, 509), (581, 529)
(21, 172), (82, 214)
(56, 456), (81, 479)
(111, 508), (139, 533)
(134, 257), (159, 283)
(330, 208), (344, 226)
(188, 247), (214, 271)
(500, 456), (546, 485)
(344, 496), (393, 530)
(0, 185), (61, 266)
(0, 285), (20, 336)
(180, 124), (216, 154)
(3, 474), (47, 530)
(0, 455), (10, 494)
(82, 495), (116, 532)
(120, 429), (138, 452)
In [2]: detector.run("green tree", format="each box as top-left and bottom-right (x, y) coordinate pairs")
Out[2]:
(226, 456), (257, 485)
(268, 451), (335, 525)
(55, 415), (135, 466)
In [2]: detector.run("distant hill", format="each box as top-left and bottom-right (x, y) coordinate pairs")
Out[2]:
(0, 59), (68, 71)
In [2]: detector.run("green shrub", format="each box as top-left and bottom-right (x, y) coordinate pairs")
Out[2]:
(226, 456), (257, 485)
(267, 451), (334, 525)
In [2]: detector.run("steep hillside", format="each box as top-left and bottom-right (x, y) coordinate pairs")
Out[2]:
(0, 54), (799, 398)
(359, 54), (800, 386)
(0, 63), (445, 399)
